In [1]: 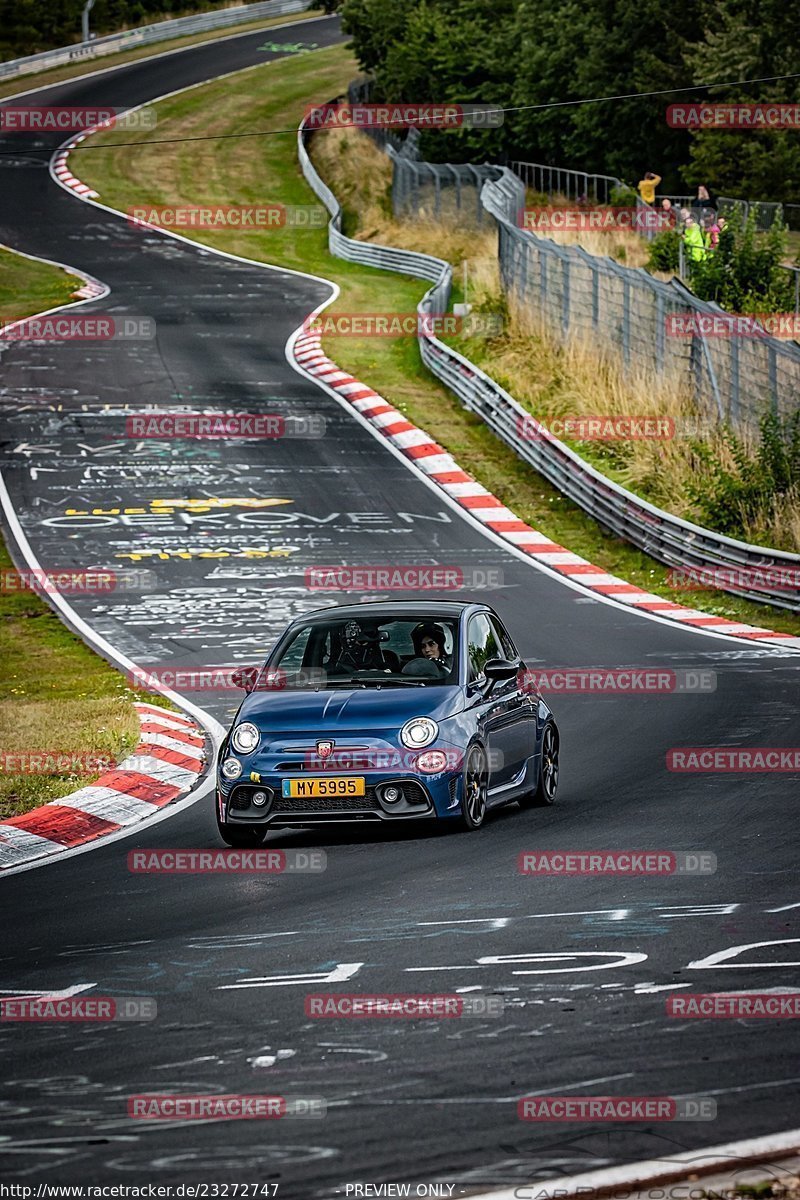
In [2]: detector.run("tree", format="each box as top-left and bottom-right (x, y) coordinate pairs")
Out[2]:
(682, 0), (800, 203)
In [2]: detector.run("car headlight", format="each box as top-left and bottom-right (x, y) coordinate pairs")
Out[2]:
(221, 757), (242, 780)
(400, 717), (438, 750)
(231, 722), (260, 753)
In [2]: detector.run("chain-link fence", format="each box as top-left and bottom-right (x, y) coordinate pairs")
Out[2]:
(385, 153), (800, 436)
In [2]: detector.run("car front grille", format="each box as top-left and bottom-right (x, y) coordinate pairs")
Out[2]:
(273, 792), (380, 814)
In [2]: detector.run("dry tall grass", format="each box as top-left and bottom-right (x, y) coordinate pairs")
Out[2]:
(310, 127), (800, 552)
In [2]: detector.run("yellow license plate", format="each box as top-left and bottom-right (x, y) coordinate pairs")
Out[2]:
(282, 776), (366, 799)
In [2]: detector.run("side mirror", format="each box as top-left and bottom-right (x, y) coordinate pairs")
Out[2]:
(484, 657), (521, 681)
(231, 665), (258, 692)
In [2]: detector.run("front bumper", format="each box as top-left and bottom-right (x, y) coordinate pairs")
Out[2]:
(218, 771), (462, 825)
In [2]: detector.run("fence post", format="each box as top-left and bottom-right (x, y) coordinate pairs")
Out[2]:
(562, 257), (570, 334)
(768, 344), (779, 414)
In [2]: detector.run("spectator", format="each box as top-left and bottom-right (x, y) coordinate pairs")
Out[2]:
(691, 183), (718, 214)
(682, 214), (708, 263)
(705, 210), (721, 251)
(659, 196), (675, 229)
(637, 171), (662, 205)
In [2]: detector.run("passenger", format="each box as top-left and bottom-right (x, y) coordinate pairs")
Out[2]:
(402, 622), (452, 677)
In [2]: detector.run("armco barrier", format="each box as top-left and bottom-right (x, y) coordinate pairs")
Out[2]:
(298, 115), (800, 613)
(0, 0), (312, 81)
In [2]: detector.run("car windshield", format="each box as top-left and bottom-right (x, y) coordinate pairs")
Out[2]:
(262, 616), (460, 690)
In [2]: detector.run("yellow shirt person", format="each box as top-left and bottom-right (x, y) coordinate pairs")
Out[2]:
(637, 172), (661, 205)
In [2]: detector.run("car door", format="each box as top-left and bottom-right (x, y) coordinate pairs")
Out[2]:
(488, 614), (538, 778)
(466, 612), (520, 790)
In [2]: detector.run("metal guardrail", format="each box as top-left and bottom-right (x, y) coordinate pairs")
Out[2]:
(0, 0), (312, 81)
(510, 160), (622, 206)
(298, 116), (800, 611)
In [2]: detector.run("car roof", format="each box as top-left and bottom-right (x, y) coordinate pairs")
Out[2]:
(296, 600), (493, 623)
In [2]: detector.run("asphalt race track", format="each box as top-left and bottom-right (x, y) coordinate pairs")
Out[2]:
(1, 13), (799, 1196)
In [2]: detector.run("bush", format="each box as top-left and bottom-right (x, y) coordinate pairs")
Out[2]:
(609, 183), (638, 206)
(687, 409), (800, 536)
(689, 207), (794, 314)
(647, 228), (681, 272)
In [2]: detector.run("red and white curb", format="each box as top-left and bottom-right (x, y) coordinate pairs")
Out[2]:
(52, 131), (99, 199)
(291, 328), (799, 648)
(0, 703), (207, 871)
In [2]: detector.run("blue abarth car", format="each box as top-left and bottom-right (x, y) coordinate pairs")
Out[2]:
(216, 601), (559, 843)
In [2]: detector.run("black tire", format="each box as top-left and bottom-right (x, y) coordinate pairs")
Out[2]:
(217, 817), (267, 848)
(459, 743), (488, 831)
(519, 721), (559, 809)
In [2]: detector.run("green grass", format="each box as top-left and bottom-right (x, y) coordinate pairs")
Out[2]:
(0, 541), (171, 818)
(0, 9), (325, 101)
(72, 42), (800, 638)
(0, 245), (82, 325)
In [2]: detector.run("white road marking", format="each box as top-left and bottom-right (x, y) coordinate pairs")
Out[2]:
(687, 938), (800, 969)
(218, 962), (364, 990)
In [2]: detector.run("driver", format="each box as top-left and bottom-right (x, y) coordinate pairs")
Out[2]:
(333, 620), (392, 672)
(402, 622), (452, 678)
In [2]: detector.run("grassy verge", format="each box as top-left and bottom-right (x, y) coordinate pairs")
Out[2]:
(0, 247), (170, 818)
(0, 9), (324, 101)
(0, 245), (83, 325)
(0, 541), (171, 819)
(72, 42), (800, 636)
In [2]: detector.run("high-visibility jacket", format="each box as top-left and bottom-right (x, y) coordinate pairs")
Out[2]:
(683, 223), (708, 262)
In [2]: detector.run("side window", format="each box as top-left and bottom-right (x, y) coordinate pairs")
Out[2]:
(467, 613), (501, 682)
(490, 616), (517, 661)
(279, 626), (313, 671)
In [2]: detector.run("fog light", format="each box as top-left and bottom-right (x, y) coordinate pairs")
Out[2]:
(221, 757), (242, 780)
(252, 790), (268, 806)
(382, 785), (402, 804)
